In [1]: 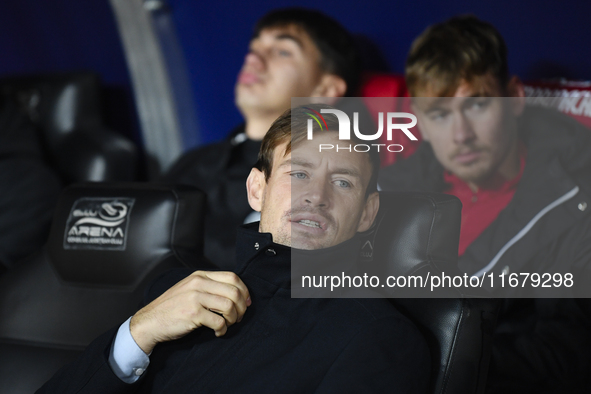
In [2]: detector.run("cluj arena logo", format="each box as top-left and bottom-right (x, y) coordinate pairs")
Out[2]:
(63, 198), (135, 251)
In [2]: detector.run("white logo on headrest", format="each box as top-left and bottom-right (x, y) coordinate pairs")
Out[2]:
(64, 198), (135, 251)
(361, 240), (374, 259)
(72, 202), (128, 227)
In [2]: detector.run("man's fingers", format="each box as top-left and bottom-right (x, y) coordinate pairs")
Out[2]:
(126, 271), (252, 351)
(201, 271), (251, 305)
(197, 307), (228, 337)
(196, 292), (239, 325)
(188, 272), (250, 319)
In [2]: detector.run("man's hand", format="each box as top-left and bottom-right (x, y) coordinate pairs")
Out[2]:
(129, 271), (251, 354)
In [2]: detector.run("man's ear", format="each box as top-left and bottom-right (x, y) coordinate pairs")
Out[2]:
(507, 76), (526, 116)
(246, 168), (266, 212)
(311, 74), (347, 98)
(357, 192), (380, 232)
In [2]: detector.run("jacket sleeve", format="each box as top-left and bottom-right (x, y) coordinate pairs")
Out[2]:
(487, 217), (591, 393)
(36, 327), (142, 394)
(315, 315), (431, 394)
(36, 268), (198, 394)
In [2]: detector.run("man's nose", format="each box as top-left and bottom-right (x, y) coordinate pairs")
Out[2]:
(453, 114), (477, 145)
(302, 179), (331, 209)
(242, 50), (265, 71)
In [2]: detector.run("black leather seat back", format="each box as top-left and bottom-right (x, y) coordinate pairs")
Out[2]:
(365, 192), (462, 277)
(0, 72), (138, 183)
(3, 73), (102, 140)
(366, 192), (499, 394)
(395, 297), (499, 394)
(0, 183), (206, 393)
(48, 183), (205, 288)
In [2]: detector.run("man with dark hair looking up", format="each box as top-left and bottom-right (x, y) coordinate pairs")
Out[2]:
(39, 106), (429, 393)
(378, 15), (591, 393)
(163, 8), (361, 269)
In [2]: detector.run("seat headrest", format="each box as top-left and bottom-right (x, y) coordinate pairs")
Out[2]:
(47, 183), (205, 288)
(0, 72), (138, 184)
(362, 192), (462, 278)
(0, 72), (102, 143)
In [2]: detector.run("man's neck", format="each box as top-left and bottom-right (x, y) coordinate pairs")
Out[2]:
(244, 114), (282, 141)
(467, 139), (521, 192)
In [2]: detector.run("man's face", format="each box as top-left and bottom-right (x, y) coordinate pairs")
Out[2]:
(412, 75), (522, 186)
(249, 132), (378, 250)
(235, 25), (326, 117)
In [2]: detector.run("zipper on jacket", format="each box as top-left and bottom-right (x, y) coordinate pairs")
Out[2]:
(474, 186), (580, 277)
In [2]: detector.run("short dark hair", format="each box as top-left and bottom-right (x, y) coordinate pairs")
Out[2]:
(255, 105), (380, 198)
(406, 15), (509, 96)
(254, 8), (361, 96)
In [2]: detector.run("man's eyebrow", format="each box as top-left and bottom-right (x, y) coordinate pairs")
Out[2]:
(288, 159), (362, 178)
(419, 97), (449, 112)
(331, 168), (362, 179)
(279, 159), (306, 169)
(273, 33), (303, 49)
(422, 94), (488, 112)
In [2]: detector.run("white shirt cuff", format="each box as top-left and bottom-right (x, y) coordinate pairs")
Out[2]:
(108, 317), (151, 383)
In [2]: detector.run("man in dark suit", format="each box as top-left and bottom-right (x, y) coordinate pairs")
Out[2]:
(39, 106), (430, 393)
(163, 8), (361, 270)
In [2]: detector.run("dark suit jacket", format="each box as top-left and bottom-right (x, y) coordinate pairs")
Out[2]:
(161, 125), (260, 270)
(38, 225), (430, 393)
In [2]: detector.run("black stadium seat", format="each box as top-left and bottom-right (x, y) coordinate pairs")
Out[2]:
(362, 192), (500, 394)
(0, 186), (497, 393)
(0, 72), (138, 184)
(0, 183), (206, 393)
(0, 72), (139, 272)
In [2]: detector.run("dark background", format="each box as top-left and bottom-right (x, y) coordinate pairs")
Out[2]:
(0, 0), (589, 149)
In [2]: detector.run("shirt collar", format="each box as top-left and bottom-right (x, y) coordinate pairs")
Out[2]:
(234, 223), (364, 289)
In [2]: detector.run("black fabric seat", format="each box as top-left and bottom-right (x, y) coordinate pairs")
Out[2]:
(363, 192), (500, 394)
(0, 183), (206, 393)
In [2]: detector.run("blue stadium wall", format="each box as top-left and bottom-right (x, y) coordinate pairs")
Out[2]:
(0, 0), (589, 148)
